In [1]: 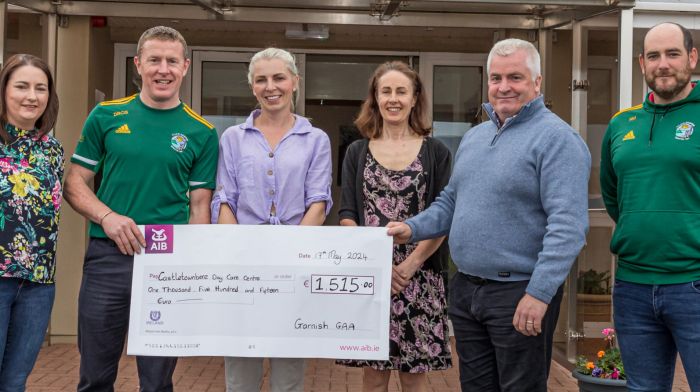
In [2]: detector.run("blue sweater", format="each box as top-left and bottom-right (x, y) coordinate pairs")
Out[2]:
(406, 96), (590, 303)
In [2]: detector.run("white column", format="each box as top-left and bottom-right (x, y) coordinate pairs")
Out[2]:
(42, 13), (58, 73)
(51, 16), (91, 344)
(0, 0), (7, 68)
(538, 29), (553, 103)
(618, 8), (634, 110)
(571, 21), (588, 141)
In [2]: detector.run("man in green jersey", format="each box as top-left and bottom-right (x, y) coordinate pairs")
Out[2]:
(64, 26), (218, 392)
(601, 22), (700, 391)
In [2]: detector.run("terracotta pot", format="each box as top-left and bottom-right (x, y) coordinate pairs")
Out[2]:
(572, 371), (627, 392)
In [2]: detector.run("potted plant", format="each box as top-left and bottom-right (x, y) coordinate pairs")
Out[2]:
(577, 269), (612, 322)
(578, 268), (611, 295)
(572, 328), (627, 392)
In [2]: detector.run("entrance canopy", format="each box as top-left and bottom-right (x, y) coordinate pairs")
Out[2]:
(8, 0), (634, 29)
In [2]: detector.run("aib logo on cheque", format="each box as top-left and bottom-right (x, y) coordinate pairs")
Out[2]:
(145, 225), (174, 254)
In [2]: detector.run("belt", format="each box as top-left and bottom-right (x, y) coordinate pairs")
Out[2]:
(461, 273), (496, 285)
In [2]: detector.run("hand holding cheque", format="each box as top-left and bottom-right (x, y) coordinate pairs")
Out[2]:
(127, 224), (392, 360)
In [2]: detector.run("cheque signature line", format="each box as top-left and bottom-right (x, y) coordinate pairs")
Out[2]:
(154, 301), (255, 305)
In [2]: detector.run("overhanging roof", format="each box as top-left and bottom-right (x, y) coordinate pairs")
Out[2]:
(8, 0), (635, 29)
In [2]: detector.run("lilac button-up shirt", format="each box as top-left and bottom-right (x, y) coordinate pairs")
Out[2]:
(211, 110), (332, 225)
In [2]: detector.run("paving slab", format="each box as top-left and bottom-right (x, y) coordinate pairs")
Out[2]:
(27, 341), (689, 391)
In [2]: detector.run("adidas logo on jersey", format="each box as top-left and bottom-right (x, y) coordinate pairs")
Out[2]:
(115, 124), (131, 134)
(622, 130), (635, 141)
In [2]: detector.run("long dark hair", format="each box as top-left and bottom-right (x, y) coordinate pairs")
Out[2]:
(354, 61), (431, 139)
(0, 54), (59, 142)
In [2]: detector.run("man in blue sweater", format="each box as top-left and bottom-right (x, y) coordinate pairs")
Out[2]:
(388, 38), (590, 391)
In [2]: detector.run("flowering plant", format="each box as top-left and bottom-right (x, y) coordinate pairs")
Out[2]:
(574, 328), (625, 380)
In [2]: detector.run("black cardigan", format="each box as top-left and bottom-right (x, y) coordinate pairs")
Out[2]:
(338, 137), (452, 272)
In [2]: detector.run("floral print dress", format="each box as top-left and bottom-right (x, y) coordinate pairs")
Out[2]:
(0, 124), (64, 283)
(339, 143), (452, 373)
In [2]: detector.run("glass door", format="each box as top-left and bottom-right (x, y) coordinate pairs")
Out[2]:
(557, 56), (618, 364)
(566, 217), (616, 362)
(419, 53), (487, 160)
(191, 51), (258, 136)
(303, 54), (411, 225)
(419, 53), (487, 291)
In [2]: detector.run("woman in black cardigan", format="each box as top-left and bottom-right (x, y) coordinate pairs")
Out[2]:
(337, 61), (452, 392)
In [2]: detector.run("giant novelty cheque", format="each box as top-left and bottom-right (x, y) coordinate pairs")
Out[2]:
(127, 224), (393, 360)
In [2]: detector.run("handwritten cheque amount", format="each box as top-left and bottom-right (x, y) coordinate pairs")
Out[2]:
(127, 224), (393, 359)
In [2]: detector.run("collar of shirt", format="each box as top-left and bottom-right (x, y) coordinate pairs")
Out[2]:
(241, 109), (313, 137)
(483, 95), (544, 130)
(4, 123), (34, 140)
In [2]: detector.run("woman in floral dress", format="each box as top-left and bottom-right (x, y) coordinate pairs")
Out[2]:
(338, 61), (452, 391)
(0, 54), (62, 391)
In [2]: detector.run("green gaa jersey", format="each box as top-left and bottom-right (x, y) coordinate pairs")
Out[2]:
(71, 94), (219, 238)
(600, 83), (700, 285)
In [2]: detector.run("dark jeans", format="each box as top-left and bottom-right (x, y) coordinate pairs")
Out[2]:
(448, 272), (563, 392)
(0, 278), (55, 392)
(613, 279), (700, 392)
(77, 238), (177, 392)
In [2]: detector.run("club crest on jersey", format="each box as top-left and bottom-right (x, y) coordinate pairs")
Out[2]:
(675, 122), (695, 141)
(170, 133), (188, 152)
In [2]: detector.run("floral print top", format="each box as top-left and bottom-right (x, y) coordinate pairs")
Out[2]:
(0, 124), (64, 283)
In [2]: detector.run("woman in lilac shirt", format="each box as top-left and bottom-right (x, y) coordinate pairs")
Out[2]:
(211, 47), (332, 392)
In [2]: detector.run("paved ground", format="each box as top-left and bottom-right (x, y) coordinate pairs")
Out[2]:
(27, 341), (690, 391)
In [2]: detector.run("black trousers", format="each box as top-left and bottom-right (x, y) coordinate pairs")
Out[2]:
(448, 272), (563, 392)
(77, 238), (177, 392)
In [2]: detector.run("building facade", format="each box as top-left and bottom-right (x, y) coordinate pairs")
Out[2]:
(1, 0), (697, 367)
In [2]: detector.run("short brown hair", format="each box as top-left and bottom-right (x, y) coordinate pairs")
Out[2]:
(354, 61), (431, 139)
(136, 26), (188, 59)
(644, 22), (694, 55)
(0, 54), (59, 141)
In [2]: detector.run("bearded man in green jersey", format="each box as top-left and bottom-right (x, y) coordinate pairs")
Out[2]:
(600, 22), (700, 392)
(64, 26), (218, 392)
